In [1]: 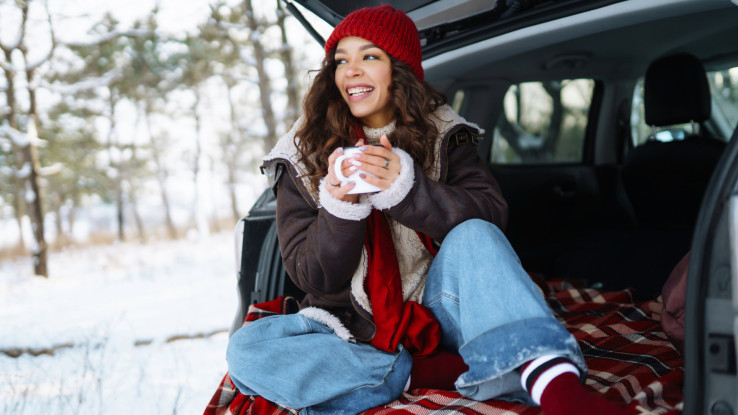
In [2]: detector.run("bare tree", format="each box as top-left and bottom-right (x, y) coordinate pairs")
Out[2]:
(223, 76), (244, 222)
(244, 0), (278, 150)
(497, 81), (563, 163)
(56, 14), (128, 240)
(0, 0), (57, 277)
(124, 12), (178, 239)
(176, 33), (217, 237)
(276, 0), (300, 127)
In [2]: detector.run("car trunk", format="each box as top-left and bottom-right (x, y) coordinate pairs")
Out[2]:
(285, 0), (627, 58)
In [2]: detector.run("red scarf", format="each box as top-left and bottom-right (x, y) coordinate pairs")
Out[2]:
(364, 209), (442, 358)
(351, 123), (441, 357)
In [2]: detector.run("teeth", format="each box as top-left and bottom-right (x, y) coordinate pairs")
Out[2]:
(348, 87), (373, 96)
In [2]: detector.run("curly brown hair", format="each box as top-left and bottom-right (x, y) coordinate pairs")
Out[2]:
(295, 51), (448, 193)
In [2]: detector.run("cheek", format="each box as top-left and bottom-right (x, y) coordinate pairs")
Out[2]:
(333, 71), (341, 89)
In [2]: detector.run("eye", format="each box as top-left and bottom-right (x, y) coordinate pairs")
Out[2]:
(364, 54), (380, 61)
(335, 57), (347, 65)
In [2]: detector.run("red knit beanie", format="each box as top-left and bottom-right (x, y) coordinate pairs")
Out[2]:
(324, 5), (424, 82)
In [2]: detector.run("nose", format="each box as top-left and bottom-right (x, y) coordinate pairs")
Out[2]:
(344, 59), (362, 78)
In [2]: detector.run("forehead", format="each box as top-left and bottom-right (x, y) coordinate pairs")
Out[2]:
(335, 37), (384, 53)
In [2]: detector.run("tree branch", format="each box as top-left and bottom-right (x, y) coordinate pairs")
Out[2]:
(26, 0), (57, 71)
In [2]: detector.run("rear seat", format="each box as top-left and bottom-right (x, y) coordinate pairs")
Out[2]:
(622, 53), (726, 232)
(552, 53), (726, 300)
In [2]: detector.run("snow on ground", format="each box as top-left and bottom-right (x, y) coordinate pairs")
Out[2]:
(0, 230), (239, 414)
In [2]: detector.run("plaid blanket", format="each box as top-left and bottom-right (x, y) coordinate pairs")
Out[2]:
(205, 279), (684, 415)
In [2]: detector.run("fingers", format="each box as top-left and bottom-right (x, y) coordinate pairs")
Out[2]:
(379, 134), (392, 151)
(329, 179), (358, 200)
(358, 138), (393, 166)
(355, 149), (397, 177)
(358, 164), (399, 191)
(326, 147), (359, 202)
(326, 134), (399, 195)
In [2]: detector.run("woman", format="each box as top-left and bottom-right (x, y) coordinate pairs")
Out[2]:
(227, 6), (630, 415)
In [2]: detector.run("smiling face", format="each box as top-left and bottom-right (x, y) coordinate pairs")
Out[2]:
(334, 36), (395, 128)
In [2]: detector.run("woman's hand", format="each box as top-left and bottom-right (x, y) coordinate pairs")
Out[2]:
(325, 139), (364, 203)
(352, 134), (400, 191)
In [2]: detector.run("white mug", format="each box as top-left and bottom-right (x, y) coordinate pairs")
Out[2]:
(334, 147), (381, 194)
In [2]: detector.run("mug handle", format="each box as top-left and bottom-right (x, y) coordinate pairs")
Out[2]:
(334, 154), (350, 181)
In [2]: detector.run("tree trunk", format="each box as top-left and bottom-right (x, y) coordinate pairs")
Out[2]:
(129, 186), (146, 243)
(67, 198), (77, 242)
(541, 81), (563, 161)
(228, 176), (239, 223)
(20, 137), (48, 276)
(144, 104), (177, 239)
(191, 88), (210, 238)
(106, 93), (126, 241)
(24, 67), (49, 278)
(208, 154), (221, 233)
(2, 48), (27, 252)
(276, 0), (300, 127)
(52, 193), (64, 248)
(244, 0), (278, 150)
(723, 70), (735, 102)
(224, 80), (240, 222)
(12, 187), (26, 251)
(1, 0), (54, 274)
(128, 145), (147, 242)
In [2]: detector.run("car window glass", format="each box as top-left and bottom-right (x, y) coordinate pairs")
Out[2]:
(630, 67), (738, 146)
(491, 79), (593, 164)
(711, 67), (738, 131)
(451, 90), (466, 114)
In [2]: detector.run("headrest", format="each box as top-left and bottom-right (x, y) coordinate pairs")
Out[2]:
(644, 53), (711, 127)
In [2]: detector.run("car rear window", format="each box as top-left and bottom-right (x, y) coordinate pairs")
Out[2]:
(630, 66), (738, 145)
(712, 67), (738, 129)
(490, 79), (595, 164)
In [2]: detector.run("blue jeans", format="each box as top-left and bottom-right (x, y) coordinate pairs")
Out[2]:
(226, 219), (586, 414)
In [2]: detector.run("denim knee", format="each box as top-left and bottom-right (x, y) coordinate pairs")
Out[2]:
(226, 323), (259, 395)
(444, 219), (514, 256)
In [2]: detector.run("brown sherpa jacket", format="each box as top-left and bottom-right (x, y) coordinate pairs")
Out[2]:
(260, 105), (508, 342)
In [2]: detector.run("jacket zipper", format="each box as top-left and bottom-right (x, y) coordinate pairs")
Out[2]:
(265, 159), (318, 210)
(349, 289), (376, 342)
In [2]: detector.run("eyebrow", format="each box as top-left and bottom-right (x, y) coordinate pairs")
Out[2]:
(335, 43), (382, 55)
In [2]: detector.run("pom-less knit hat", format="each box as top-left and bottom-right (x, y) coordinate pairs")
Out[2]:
(324, 5), (424, 82)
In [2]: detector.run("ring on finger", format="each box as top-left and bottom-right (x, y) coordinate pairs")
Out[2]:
(383, 158), (389, 169)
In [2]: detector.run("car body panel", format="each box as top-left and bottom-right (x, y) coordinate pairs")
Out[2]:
(684, 122), (738, 414)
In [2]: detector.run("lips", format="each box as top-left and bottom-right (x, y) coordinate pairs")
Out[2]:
(346, 85), (374, 103)
(346, 87), (374, 97)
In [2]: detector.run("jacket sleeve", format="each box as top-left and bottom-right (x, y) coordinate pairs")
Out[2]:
(275, 167), (369, 298)
(369, 138), (508, 242)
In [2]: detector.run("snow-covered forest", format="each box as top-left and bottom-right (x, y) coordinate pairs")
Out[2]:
(1, 0), (324, 412)
(0, 0), (324, 276)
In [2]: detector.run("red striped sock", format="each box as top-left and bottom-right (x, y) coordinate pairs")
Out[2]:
(520, 355), (632, 415)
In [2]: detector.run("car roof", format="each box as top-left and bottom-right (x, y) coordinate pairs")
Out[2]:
(421, 0), (738, 83)
(287, 0), (627, 59)
(288, 0), (738, 88)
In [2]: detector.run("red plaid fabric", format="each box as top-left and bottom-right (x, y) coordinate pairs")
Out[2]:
(204, 279), (684, 415)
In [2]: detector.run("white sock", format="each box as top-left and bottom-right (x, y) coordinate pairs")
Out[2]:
(520, 355), (581, 405)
